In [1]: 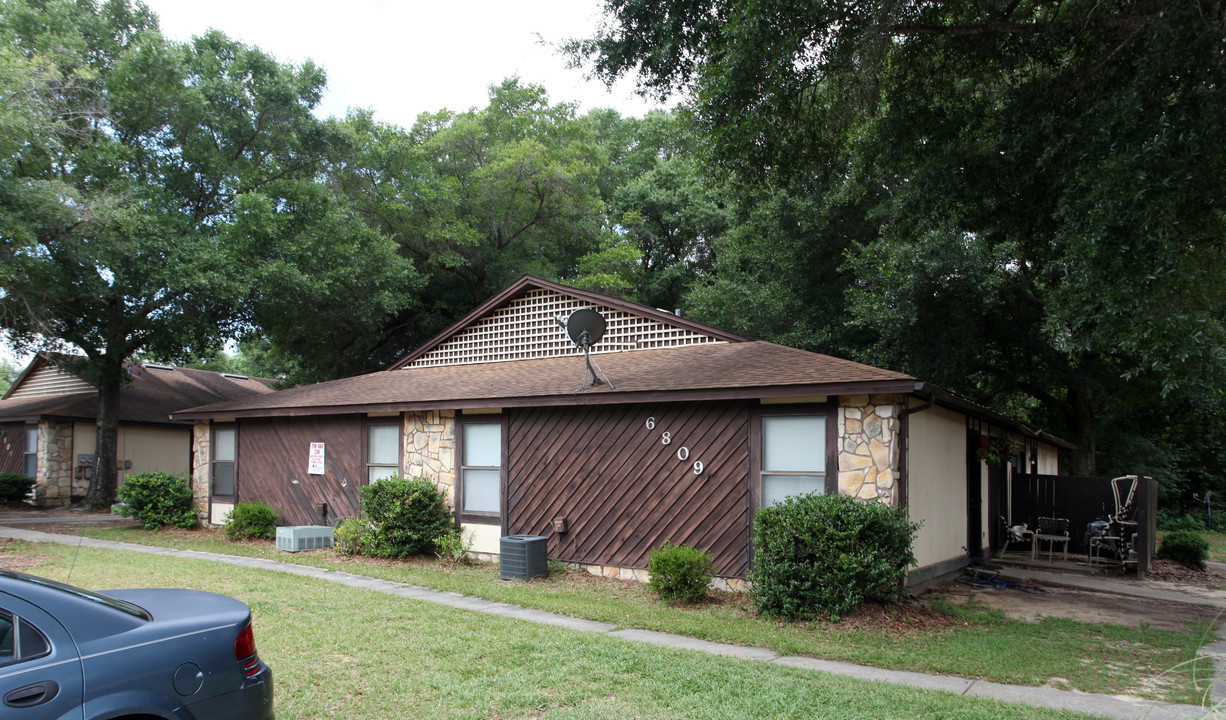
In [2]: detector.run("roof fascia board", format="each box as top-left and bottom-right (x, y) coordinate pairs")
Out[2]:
(914, 383), (1075, 449)
(172, 379), (922, 421)
(388, 275), (751, 370)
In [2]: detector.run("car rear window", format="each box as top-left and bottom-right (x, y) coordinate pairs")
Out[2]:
(0, 570), (151, 621)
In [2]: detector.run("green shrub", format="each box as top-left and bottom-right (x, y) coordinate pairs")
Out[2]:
(749, 493), (919, 621)
(434, 528), (474, 564)
(1157, 529), (1209, 570)
(224, 501), (280, 541)
(647, 540), (715, 602)
(0, 473), (34, 502)
(115, 471), (198, 530)
(358, 475), (454, 558)
(333, 516), (371, 556)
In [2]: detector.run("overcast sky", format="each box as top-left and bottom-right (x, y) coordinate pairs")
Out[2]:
(143, 0), (667, 128)
(1, 1), (671, 367)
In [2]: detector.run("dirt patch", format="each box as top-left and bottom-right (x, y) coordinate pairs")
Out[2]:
(0, 539), (55, 572)
(927, 576), (1223, 632)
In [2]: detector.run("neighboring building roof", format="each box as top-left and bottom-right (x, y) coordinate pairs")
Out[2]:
(0, 356), (276, 426)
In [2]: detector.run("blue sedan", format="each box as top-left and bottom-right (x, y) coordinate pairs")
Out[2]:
(0, 569), (273, 719)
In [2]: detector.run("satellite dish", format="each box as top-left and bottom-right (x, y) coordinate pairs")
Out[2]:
(566, 308), (607, 349)
(556, 308), (614, 390)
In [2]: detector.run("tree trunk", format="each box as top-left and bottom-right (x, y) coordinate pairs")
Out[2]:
(86, 377), (121, 507)
(1068, 385), (1097, 476)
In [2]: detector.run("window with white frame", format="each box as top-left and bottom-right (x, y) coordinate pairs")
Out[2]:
(23, 426), (36, 478)
(367, 424), (400, 483)
(212, 426), (236, 497)
(761, 415), (826, 506)
(461, 421), (501, 518)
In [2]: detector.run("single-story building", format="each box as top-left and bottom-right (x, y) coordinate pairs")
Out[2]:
(174, 276), (1069, 585)
(0, 355), (275, 505)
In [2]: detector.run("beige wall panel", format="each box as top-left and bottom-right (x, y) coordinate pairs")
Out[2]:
(463, 522), (503, 555)
(73, 422), (95, 457)
(908, 405), (968, 568)
(115, 426), (191, 484)
(1036, 444), (1060, 474)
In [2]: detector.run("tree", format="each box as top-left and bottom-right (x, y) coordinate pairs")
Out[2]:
(569, 108), (730, 309)
(576, 0), (1226, 475)
(330, 80), (608, 356)
(0, 0), (412, 504)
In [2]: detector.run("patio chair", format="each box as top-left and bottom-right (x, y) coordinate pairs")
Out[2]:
(997, 516), (1033, 559)
(1034, 516), (1070, 561)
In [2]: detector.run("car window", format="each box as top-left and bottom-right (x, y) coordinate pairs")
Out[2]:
(0, 610), (51, 668)
(0, 611), (12, 664)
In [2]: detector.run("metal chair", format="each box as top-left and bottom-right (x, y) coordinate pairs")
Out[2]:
(1034, 516), (1070, 561)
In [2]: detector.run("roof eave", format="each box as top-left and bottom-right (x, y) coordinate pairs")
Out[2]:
(172, 378), (923, 421)
(913, 382), (1075, 449)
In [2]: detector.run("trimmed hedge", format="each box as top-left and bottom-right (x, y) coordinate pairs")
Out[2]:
(647, 540), (715, 602)
(115, 471), (198, 530)
(749, 492), (919, 621)
(0, 473), (34, 502)
(224, 501), (280, 540)
(358, 476), (454, 558)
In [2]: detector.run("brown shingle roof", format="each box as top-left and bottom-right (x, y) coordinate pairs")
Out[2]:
(0, 361), (277, 425)
(174, 341), (917, 419)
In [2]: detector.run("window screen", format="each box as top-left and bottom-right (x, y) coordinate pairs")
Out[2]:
(761, 415), (826, 506)
(462, 422), (501, 515)
(212, 426), (236, 496)
(367, 424), (400, 483)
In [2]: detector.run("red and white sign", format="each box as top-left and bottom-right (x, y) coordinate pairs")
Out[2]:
(308, 442), (326, 475)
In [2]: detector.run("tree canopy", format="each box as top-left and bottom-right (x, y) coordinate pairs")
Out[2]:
(0, 0), (414, 502)
(576, 0), (1226, 477)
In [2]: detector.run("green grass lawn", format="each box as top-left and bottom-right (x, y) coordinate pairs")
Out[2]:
(0, 540), (1104, 720)
(1203, 532), (1226, 564)
(71, 526), (1217, 705)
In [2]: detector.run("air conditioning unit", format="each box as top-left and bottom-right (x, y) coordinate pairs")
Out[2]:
(499, 535), (548, 580)
(276, 525), (334, 553)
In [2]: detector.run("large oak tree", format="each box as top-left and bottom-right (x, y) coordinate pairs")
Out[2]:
(0, 0), (414, 503)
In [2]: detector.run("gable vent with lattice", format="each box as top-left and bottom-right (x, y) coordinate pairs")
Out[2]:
(405, 289), (728, 368)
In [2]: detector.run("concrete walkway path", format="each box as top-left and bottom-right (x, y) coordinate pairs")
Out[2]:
(0, 525), (1217, 720)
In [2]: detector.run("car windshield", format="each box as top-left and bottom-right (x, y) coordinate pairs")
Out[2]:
(0, 570), (151, 621)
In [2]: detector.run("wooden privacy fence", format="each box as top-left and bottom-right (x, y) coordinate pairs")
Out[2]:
(1009, 473), (1157, 572)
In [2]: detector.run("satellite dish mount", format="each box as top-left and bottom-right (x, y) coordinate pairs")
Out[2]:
(556, 308), (614, 390)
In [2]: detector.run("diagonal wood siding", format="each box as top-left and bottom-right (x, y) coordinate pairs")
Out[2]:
(0, 422), (25, 475)
(237, 416), (364, 526)
(506, 401), (751, 577)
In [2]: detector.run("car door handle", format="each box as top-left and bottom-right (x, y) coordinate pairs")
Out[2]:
(4, 680), (59, 708)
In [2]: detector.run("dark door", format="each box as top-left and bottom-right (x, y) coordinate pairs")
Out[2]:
(986, 463), (1009, 555)
(966, 431), (983, 558)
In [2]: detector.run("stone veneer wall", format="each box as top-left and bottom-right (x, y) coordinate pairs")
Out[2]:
(837, 394), (902, 505)
(403, 410), (456, 503)
(191, 422), (211, 522)
(35, 420), (77, 505)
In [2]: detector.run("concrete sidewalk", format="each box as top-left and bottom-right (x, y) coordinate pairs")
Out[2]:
(0, 525), (1217, 720)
